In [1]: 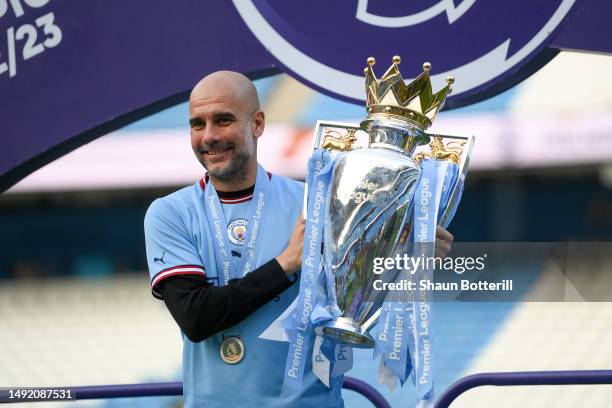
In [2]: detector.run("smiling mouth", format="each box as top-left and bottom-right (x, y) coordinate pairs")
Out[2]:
(200, 143), (234, 157)
(204, 147), (232, 156)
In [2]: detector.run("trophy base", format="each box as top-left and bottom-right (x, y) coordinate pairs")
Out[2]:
(315, 317), (376, 349)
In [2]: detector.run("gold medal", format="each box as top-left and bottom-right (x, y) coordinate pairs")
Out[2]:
(220, 336), (245, 364)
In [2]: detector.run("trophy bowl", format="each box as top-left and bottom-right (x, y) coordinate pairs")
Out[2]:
(309, 57), (474, 349)
(313, 118), (425, 349)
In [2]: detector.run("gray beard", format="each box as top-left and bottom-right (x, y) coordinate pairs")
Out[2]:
(206, 150), (251, 181)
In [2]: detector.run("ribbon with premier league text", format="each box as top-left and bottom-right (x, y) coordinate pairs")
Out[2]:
(312, 334), (353, 390)
(411, 159), (448, 402)
(310, 151), (355, 388)
(372, 159), (451, 405)
(282, 149), (335, 394)
(370, 173), (426, 389)
(202, 165), (270, 284)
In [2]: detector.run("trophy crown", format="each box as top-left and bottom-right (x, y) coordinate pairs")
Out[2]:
(364, 56), (454, 129)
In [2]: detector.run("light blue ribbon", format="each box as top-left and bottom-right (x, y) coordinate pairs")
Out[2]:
(438, 162), (457, 222)
(368, 156), (464, 404)
(202, 165), (270, 285)
(282, 149), (334, 394)
(412, 159), (449, 400)
(374, 203), (418, 386)
(371, 302), (391, 359)
(372, 171), (423, 387)
(320, 336), (353, 388)
(439, 162), (462, 228)
(382, 301), (413, 384)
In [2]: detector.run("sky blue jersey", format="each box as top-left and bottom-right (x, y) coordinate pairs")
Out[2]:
(144, 170), (343, 407)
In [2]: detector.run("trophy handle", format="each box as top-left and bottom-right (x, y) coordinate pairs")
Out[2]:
(304, 121), (366, 219)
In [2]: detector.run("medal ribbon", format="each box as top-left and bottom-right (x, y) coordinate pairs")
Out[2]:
(202, 165), (270, 285)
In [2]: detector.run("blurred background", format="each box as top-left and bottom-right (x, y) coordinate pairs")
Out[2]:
(1, 51), (612, 407)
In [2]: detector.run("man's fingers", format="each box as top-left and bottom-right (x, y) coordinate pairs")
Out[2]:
(436, 225), (453, 242)
(278, 216), (307, 275)
(435, 239), (451, 252)
(435, 226), (453, 258)
(435, 240), (452, 258)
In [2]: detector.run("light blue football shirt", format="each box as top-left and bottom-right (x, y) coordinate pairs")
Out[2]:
(144, 170), (343, 407)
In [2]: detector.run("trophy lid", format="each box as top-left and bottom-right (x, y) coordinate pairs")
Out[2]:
(361, 56), (454, 131)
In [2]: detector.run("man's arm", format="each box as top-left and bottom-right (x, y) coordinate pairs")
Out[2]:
(159, 218), (305, 343)
(159, 259), (294, 342)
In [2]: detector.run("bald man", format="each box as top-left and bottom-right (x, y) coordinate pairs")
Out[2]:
(144, 71), (342, 407)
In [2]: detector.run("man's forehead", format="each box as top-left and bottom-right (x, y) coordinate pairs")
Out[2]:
(189, 95), (241, 115)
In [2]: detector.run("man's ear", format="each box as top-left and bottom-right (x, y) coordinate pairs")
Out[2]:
(252, 111), (265, 138)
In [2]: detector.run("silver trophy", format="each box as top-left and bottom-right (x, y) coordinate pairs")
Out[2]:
(311, 56), (474, 348)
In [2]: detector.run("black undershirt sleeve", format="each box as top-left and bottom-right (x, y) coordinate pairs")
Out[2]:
(158, 259), (296, 343)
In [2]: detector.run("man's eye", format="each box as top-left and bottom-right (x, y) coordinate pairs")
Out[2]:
(217, 117), (232, 125)
(191, 122), (204, 130)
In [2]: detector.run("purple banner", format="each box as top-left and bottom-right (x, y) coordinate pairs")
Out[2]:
(2, 0), (610, 191)
(0, 0), (275, 190)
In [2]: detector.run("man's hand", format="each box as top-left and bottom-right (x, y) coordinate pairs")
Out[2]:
(435, 226), (454, 258)
(276, 217), (305, 277)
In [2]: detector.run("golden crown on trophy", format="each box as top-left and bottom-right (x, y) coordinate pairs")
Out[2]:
(363, 56), (454, 130)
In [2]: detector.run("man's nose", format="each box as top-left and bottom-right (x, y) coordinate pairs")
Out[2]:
(201, 124), (220, 145)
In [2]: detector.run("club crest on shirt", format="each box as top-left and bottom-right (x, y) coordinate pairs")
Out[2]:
(227, 218), (248, 246)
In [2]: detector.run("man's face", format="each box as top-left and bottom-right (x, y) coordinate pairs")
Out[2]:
(189, 96), (260, 181)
